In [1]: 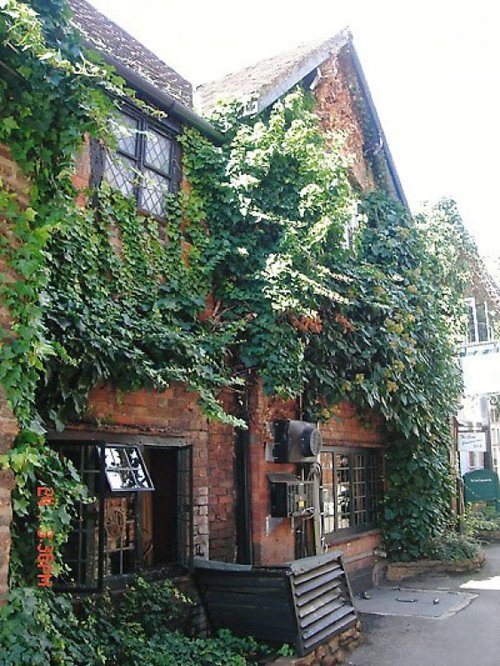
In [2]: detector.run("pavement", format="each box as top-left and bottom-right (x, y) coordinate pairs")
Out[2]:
(347, 542), (500, 666)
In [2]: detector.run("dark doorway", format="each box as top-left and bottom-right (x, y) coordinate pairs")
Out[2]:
(142, 448), (177, 565)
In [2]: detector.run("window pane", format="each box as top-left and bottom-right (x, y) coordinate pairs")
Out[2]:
(111, 112), (138, 156)
(321, 448), (382, 536)
(103, 154), (137, 198)
(103, 445), (154, 492)
(128, 447), (152, 488)
(336, 453), (352, 529)
(320, 452), (335, 534)
(104, 496), (136, 576)
(352, 453), (366, 526)
(56, 445), (101, 589)
(107, 470), (136, 491)
(145, 129), (172, 174)
(476, 303), (489, 342)
(140, 168), (170, 217)
(466, 301), (476, 342)
(105, 447), (128, 467)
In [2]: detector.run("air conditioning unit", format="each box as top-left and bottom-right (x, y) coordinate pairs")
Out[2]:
(272, 419), (322, 463)
(268, 473), (314, 517)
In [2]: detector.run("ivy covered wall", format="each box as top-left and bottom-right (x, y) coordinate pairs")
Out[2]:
(0, 0), (473, 604)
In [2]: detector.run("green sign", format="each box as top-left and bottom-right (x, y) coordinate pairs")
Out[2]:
(464, 470), (498, 503)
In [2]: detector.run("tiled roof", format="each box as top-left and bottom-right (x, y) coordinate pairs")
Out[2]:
(196, 30), (351, 115)
(68, 0), (192, 108)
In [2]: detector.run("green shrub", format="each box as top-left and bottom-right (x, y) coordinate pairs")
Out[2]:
(424, 531), (481, 561)
(0, 579), (287, 665)
(463, 508), (500, 536)
(0, 587), (105, 666)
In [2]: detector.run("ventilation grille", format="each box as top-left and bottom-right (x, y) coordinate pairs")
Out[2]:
(289, 551), (357, 653)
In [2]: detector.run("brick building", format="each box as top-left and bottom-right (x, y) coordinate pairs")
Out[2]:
(197, 34), (406, 589)
(0, 0), (408, 609)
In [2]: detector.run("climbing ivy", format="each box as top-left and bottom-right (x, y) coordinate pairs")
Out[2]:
(181, 91), (354, 398)
(0, 0), (119, 583)
(184, 97), (467, 559)
(0, 0), (475, 593)
(40, 187), (244, 428)
(0, 0), (240, 585)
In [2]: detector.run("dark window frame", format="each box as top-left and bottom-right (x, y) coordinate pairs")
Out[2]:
(320, 445), (383, 540)
(101, 443), (155, 492)
(53, 438), (193, 593)
(466, 297), (493, 344)
(98, 104), (182, 221)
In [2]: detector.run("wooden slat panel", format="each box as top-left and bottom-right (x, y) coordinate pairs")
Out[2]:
(293, 562), (342, 585)
(289, 549), (345, 575)
(195, 550), (358, 658)
(293, 568), (344, 595)
(300, 599), (346, 627)
(303, 614), (357, 650)
(297, 590), (344, 617)
(207, 610), (297, 642)
(302, 605), (355, 640)
(205, 589), (290, 608)
(197, 573), (287, 590)
(295, 579), (343, 607)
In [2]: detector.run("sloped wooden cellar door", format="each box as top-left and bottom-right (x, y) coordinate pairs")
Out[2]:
(195, 549), (357, 656)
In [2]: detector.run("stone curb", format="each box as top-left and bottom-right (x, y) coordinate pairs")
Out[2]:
(386, 552), (486, 581)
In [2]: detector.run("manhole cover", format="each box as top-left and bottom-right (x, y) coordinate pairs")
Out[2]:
(354, 587), (477, 618)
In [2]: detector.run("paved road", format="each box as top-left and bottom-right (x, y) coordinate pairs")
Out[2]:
(348, 542), (500, 666)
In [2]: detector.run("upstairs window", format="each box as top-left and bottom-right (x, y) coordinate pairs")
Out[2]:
(466, 298), (493, 343)
(103, 110), (179, 219)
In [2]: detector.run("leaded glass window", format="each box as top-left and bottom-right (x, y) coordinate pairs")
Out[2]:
(320, 447), (383, 537)
(53, 440), (193, 592)
(466, 297), (493, 343)
(103, 110), (176, 219)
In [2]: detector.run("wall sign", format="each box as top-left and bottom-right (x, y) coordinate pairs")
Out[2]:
(458, 431), (487, 452)
(464, 469), (498, 503)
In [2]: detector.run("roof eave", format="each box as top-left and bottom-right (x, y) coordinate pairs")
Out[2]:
(98, 51), (225, 145)
(348, 41), (409, 210)
(247, 32), (351, 116)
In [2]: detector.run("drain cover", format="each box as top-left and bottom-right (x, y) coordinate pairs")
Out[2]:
(355, 587), (477, 618)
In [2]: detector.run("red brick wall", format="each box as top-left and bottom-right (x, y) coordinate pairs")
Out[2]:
(86, 383), (214, 558)
(246, 378), (385, 585)
(314, 46), (377, 194)
(71, 135), (91, 205)
(207, 389), (237, 561)
(247, 377), (298, 565)
(0, 395), (16, 605)
(320, 402), (382, 445)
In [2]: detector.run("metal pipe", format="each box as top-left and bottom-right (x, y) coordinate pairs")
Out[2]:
(235, 380), (253, 565)
(97, 52), (226, 146)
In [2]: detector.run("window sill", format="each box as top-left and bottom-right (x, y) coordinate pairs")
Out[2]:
(325, 527), (381, 546)
(104, 563), (188, 590)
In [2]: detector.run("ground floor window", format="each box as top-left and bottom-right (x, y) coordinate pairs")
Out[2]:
(320, 447), (383, 537)
(54, 440), (193, 591)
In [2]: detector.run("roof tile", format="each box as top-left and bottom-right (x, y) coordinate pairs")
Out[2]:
(196, 30), (351, 114)
(68, 0), (192, 108)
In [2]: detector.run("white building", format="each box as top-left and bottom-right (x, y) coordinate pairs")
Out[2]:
(458, 292), (500, 477)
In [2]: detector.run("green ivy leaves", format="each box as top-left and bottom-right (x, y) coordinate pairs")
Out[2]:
(185, 102), (466, 560)
(0, 0), (475, 585)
